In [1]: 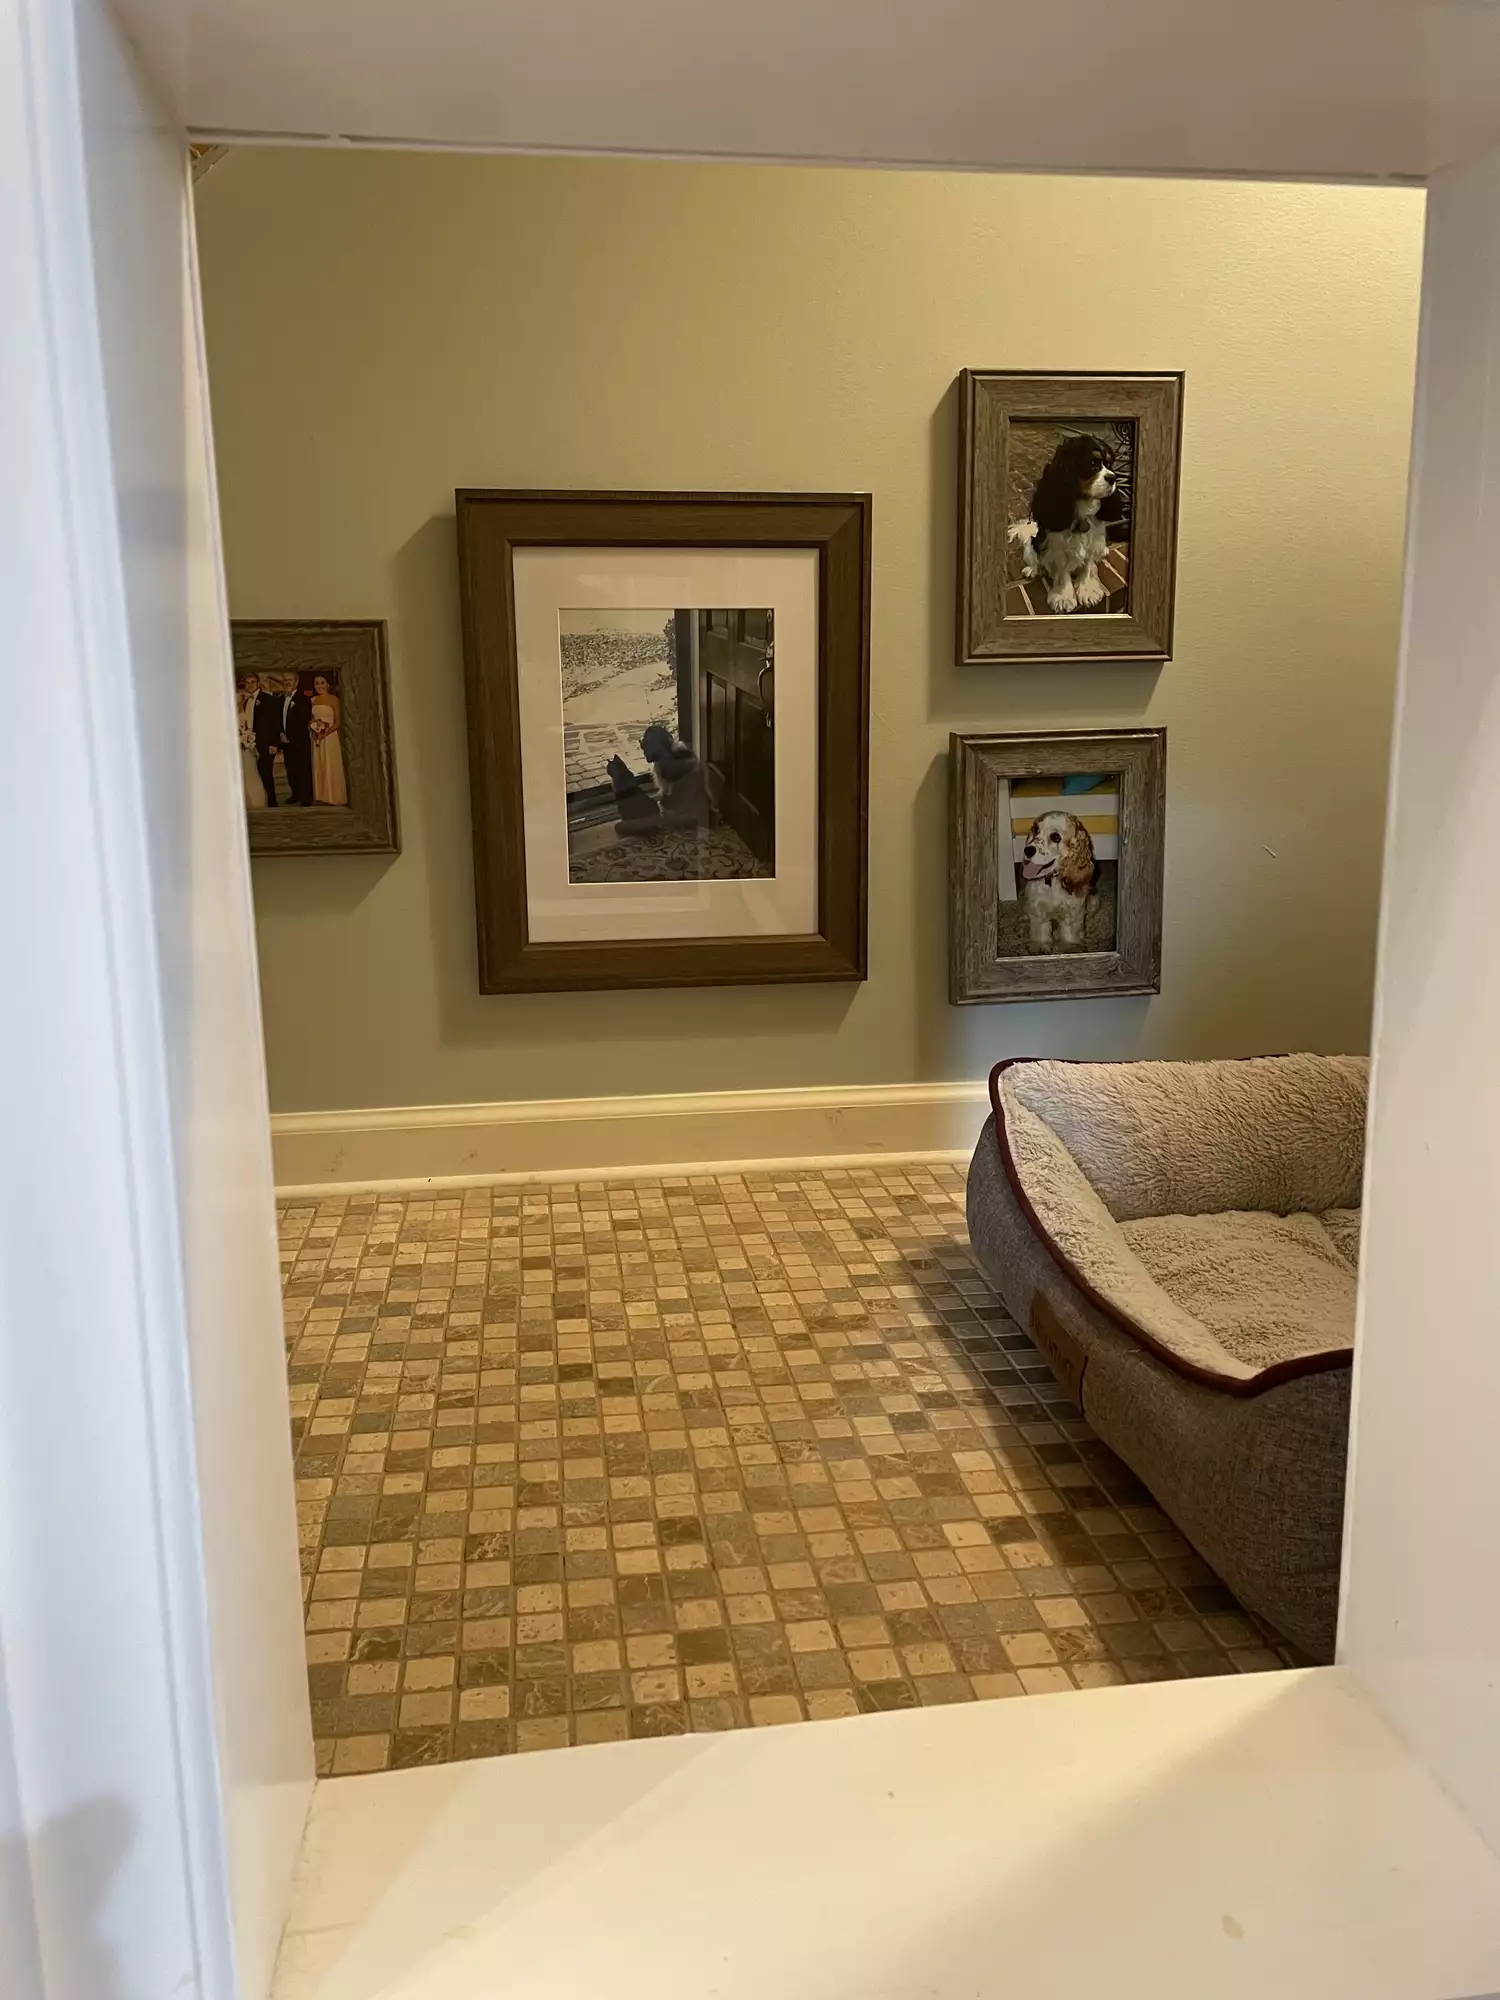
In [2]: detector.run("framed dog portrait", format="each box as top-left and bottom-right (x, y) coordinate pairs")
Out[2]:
(956, 371), (1183, 664)
(455, 489), (871, 993)
(949, 728), (1166, 1004)
(231, 620), (400, 856)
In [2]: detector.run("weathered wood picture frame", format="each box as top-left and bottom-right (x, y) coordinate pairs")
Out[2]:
(950, 728), (1166, 1005)
(455, 489), (871, 994)
(232, 619), (400, 856)
(956, 370), (1183, 665)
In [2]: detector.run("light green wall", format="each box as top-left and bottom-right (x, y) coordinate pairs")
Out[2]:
(197, 151), (1423, 1114)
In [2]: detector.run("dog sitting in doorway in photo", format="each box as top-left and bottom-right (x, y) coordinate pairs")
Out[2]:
(640, 724), (716, 830)
(1008, 432), (1127, 613)
(607, 754), (661, 836)
(1020, 811), (1096, 949)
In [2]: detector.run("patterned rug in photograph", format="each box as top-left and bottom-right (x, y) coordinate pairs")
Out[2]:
(566, 822), (771, 884)
(281, 1162), (1296, 1777)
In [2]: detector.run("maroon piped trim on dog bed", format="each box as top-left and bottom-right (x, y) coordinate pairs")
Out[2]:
(985, 1057), (1357, 1400)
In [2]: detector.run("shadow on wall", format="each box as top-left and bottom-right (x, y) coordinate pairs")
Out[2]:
(250, 850), (395, 917)
(382, 482), (1160, 1098)
(925, 380), (1167, 727)
(921, 383), (1162, 1085)
(911, 742), (1156, 1085)
(389, 515), (862, 1066)
(0, 1797), (135, 1998)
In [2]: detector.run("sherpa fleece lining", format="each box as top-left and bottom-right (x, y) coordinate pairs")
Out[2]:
(989, 1056), (1365, 1394)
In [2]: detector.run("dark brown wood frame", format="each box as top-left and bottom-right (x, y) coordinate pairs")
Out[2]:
(232, 620), (400, 856)
(949, 728), (1166, 1005)
(455, 490), (871, 994)
(956, 370), (1184, 665)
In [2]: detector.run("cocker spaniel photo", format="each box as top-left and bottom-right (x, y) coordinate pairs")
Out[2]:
(1008, 432), (1128, 614)
(1019, 810), (1098, 949)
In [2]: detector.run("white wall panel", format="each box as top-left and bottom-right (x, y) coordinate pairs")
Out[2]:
(1340, 144), (1500, 1853)
(0, 0), (233, 1987)
(117, 0), (1500, 182)
(73, 2), (316, 1986)
(0, 0), (312, 1992)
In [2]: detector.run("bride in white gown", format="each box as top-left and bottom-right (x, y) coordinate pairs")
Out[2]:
(239, 674), (268, 809)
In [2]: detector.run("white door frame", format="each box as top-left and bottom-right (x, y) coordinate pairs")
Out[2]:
(5, 5), (1500, 1996)
(1, 1), (309, 1994)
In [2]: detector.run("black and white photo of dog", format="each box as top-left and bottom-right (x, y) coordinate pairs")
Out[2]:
(1008, 432), (1128, 614)
(561, 606), (776, 887)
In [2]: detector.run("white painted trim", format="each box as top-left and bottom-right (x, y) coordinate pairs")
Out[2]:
(0, 0), (236, 1989)
(269, 1668), (1500, 2000)
(104, 0), (1500, 184)
(272, 1079), (987, 1134)
(177, 85), (317, 1988)
(271, 1081), (990, 1192)
(1337, 140), (1500, 1857)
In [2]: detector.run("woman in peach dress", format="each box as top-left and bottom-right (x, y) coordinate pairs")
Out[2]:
(310, 673), (348, 806)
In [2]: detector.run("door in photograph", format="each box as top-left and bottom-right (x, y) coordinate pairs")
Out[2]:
(700, 608), (775, 868)
(998, 773), (1119, 954)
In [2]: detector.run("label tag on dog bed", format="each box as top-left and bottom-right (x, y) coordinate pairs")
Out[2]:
(1030, 1292), (1088, 1408)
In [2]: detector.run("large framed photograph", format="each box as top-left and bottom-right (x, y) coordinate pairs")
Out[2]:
(956, 371), (1183, 665)
(455, 490), (871, 993)
(950, 728), (1166, 1004)
(232, 620), (399, 856)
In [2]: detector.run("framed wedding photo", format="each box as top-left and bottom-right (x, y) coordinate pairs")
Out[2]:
(455, 489), (871, 993)
(231, 620), (400, 856)
(950, 727), (1166, 1004)
(956, 370), (1183, 665)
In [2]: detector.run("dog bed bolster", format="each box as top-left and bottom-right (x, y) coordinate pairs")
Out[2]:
(988, 1056), (1363, 1394)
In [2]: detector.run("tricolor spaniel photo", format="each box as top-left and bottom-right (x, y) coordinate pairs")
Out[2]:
(1019, 810), (1097, 949)
(1008, 433), (1128, 614)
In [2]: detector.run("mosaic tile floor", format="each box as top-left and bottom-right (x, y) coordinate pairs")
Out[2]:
(282, 1162), (1296, 1778)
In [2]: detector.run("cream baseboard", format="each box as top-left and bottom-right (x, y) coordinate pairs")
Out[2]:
(271, 1080), (991, 1195)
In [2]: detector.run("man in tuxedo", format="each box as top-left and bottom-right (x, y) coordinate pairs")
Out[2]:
(252, 676), (287, 806)
(281, 674), (315, 806)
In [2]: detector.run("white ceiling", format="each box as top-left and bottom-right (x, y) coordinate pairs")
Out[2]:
(121, 0), (1500, 183)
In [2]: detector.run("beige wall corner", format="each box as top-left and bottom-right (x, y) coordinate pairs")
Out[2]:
(196, 154), (1423, 1120)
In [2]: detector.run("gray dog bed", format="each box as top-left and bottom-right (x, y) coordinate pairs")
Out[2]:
(966, 1054), (1364, 1659)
